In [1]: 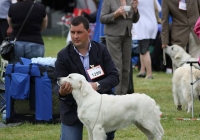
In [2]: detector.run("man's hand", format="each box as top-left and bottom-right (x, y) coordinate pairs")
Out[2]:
(6, 26), (12, 36)
(90, 82), (98, 91)
(59, 81), (73, 96)
(114, 6), (125, 18)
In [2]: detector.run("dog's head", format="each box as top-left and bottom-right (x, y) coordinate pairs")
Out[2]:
(57, 73), (86, 86)
(164, 45), (188, 59)
(164, 44), (192, 67)
(57, 73), (92, 96)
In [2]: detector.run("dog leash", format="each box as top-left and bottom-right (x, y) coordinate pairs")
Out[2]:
(163, 49), (166, 66)
(92, 95), (102, 131)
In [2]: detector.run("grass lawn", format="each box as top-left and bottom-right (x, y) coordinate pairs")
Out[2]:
(1, 36), (200, 140)
(43, 36), (67, 57)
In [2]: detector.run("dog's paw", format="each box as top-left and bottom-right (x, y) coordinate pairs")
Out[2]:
(187, 110), (191, 113)
(177, 105), (182, 111)
(187, 107), (192, 113)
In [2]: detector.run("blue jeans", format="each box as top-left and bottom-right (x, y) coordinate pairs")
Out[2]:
(10, 41), (44, 64)
(60, 120), (115, 140)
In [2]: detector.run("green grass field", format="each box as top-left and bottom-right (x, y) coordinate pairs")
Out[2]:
(1, 36), (200, 140)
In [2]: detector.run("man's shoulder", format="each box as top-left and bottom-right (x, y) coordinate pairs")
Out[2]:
(58, 43), (72, 55)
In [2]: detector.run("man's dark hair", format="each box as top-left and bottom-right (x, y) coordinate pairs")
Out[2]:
(71, 16), (89, 30)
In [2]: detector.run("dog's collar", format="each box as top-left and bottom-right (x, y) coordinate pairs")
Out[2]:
(179, 56), (194, 67)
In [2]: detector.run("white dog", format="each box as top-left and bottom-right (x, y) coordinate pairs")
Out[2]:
(164, 44), (200, 112)
(172, 65), (200, 113)
(58, 73), (164, 140)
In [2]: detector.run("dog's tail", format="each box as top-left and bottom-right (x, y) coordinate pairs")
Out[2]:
(154, 105), (162, 118)
(157, 106), (162, 117)
(154, 105), (164, 136)
(144, 96), (165, 137)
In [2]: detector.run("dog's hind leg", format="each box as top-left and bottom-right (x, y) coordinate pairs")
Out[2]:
(156, 122), (164, 140)
(135, 121), (163, 140)
(172, 86), (182, 110)
(92, 125), (107, 140)
(135, 122), (155, 140)
(182, 90), (192, 113)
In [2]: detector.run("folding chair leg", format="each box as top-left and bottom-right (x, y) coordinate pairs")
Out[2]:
(0, 94), (6, 112)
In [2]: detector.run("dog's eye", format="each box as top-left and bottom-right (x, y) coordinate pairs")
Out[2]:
(171, 47), (173, 50)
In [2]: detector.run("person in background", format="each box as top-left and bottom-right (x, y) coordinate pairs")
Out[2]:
(76, 0), (97, 14)
(54, 16), (119, 140)
(0, 0), (12, 44)
(161, 0), (200, 58)
(100, 0), (139, 95)
(61, 0), (98, 25)
(7, 0), (48, 64)
(134, 0), (159, 79)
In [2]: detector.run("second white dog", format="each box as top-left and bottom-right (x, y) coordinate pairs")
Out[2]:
(58, 73), (164, 140)
(164, 44), (200, 113)
(172, 65), (200, 113)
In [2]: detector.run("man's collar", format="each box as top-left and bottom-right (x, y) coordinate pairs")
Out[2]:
(73, 41), (92, 56)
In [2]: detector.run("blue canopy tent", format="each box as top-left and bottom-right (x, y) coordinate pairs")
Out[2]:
(92, 0), (104, 42)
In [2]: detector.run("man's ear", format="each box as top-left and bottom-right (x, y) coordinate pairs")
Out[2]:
(87, 28), (91, 35)
(175, 52), (181, 59)
(80, 80), (88, 96)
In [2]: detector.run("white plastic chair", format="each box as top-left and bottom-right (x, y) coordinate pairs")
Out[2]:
(0, 57), (7, 112)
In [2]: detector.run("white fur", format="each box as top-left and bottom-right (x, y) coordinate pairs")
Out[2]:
(172, 65), (200, 113)
(58, 73), (164, 140)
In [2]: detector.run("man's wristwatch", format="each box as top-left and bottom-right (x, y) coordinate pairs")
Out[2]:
(59, 93), (67, 101)
(96, 82), (101, 90)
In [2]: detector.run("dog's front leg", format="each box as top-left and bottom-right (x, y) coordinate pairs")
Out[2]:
(92, 125), (107, 140)
(85, 126), (93, 140)
(186, 102), (192, 113)
(183, 91), (192, 113)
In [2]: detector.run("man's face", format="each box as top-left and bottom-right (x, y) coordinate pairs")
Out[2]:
(70, 23), (91, 48)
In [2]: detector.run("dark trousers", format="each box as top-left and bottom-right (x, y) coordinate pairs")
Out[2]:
(60, 120), (115, 140)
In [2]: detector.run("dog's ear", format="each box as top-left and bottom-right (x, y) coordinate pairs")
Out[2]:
(80, 80), (89, 96)
(174, 52), (182, 59)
